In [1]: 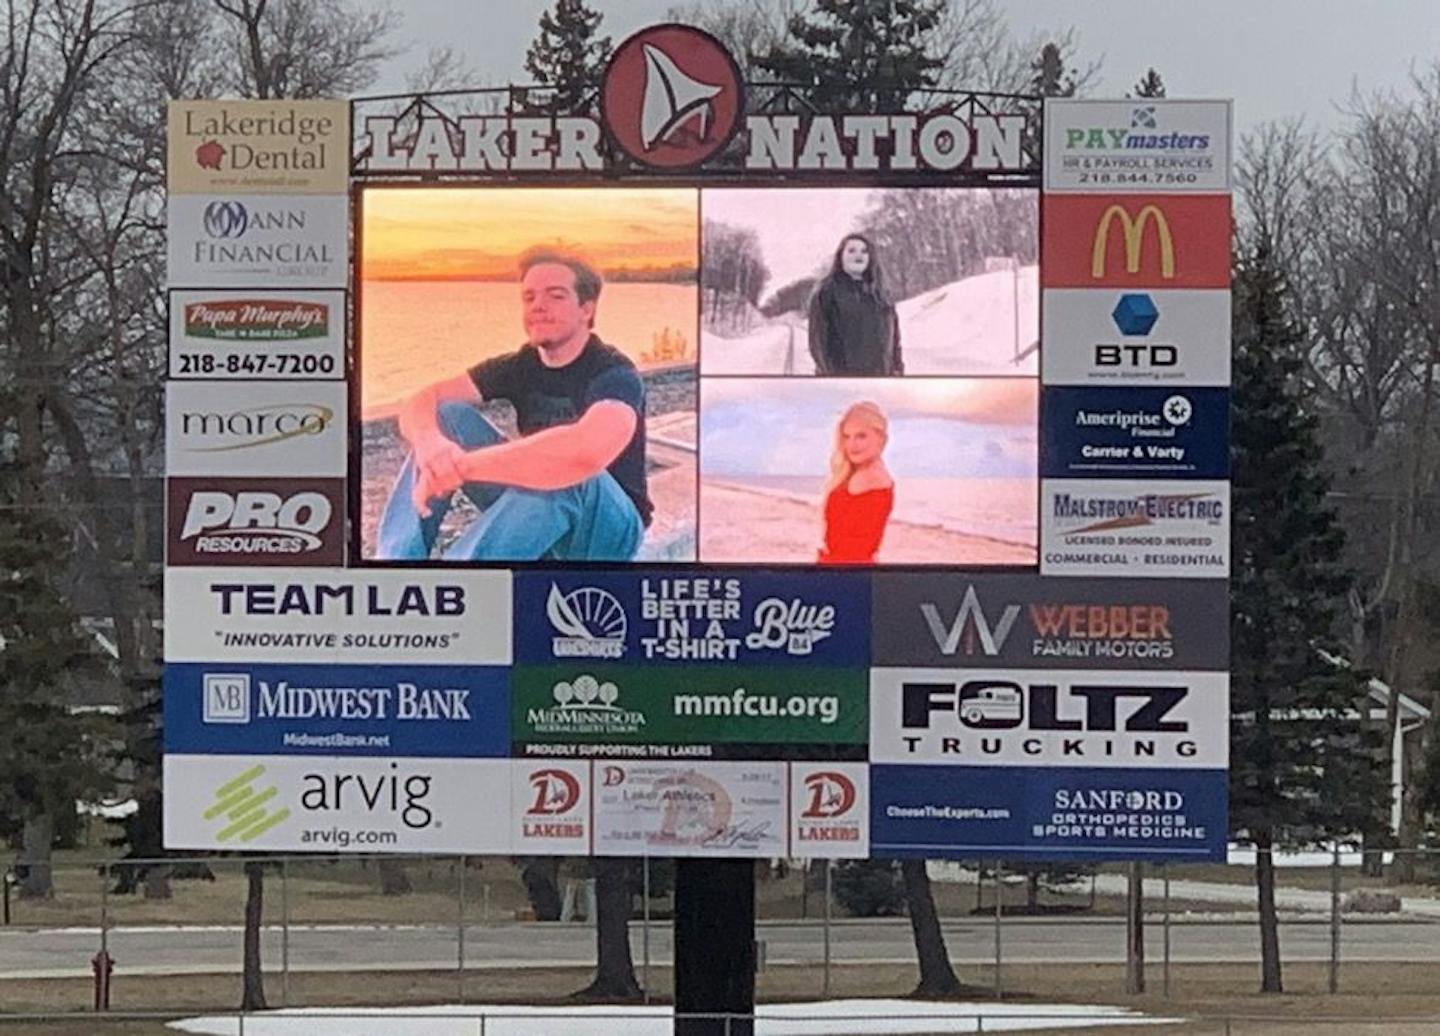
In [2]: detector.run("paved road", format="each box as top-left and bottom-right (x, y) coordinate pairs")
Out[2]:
(4, 916), (1439, 979)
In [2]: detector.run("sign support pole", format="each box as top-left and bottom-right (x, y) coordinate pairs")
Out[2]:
(674, 858), (756, 1036)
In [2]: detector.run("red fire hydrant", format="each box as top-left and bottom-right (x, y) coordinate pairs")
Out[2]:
(91, 950), (113, 1011)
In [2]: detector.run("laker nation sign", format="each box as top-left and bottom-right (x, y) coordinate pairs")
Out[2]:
(1041, 193), (1231, 289)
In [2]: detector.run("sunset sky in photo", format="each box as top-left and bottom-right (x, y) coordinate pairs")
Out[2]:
(361, 187), (698, 281)
(701, 378), (1037, 479)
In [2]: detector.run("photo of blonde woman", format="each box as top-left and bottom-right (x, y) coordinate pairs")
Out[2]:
(818, 401), (895, 565)
(698, 378), (1037, 566)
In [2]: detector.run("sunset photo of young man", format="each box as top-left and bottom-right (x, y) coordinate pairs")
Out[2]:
(358, 188), (699, 562)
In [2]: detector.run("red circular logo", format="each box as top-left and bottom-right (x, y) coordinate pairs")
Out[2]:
(600, 24), (743, 169)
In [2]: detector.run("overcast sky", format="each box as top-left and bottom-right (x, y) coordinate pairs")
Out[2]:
(374, 0), (1440, 135)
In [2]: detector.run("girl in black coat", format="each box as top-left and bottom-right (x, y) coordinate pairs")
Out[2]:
(807, 233), (903, 375)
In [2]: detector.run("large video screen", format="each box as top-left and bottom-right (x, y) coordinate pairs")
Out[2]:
(356, 185), (1038, 566)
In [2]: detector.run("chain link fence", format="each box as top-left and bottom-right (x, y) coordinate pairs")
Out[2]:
(4, 849), (1440, 1030)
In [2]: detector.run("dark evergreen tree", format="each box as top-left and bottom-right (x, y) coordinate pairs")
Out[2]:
(1029, 42), (1077, 98)
(754, 0), (945, 111)
(524, 0), (612, 114)
(106, 669), (169, 897)
(832, 859), (905, 917)
(0, 443), (112, 898)
(1230, 243), (1390, 993)
(1132, 68), (1166, 98)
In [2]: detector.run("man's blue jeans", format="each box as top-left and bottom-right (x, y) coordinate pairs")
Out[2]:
(376, 402), (643, 561)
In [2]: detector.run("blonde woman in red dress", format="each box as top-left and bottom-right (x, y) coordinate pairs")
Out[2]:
(817, 401), (894, 565)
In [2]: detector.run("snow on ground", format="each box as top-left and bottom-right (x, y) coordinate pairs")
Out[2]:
(702, 321), (812, 375)
(171, 1000), (1175, 1036)
(898, 266), (1038, 375)
(700, 266), (1038, 376)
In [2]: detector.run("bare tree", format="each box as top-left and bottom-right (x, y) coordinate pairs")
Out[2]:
(665, 0), (795, 79)
(0, 0), (166, 896)
(211, 0), (398, 98)
(1334, 76), (1440, 875)
(1241, 77), (1440, 878)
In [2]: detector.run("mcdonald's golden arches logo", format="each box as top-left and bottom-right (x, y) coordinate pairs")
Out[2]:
(1040, 194), (1230, 289)
(1091, 204), (1174, 280)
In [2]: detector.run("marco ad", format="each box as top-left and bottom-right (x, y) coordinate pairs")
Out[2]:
(870, 572), (1228, 670)
(1041, 479), (1230, 579)
(164, 380), (347, 478)
(1043, 99), (1232, 194)
(513, 570), (870, 667)
(868, 668), (1228, 768)
(163, 663), (509, 758)
(869, 763), (1226, 859)
(511, 665), (867, 760)
(163, 568), (512, 665)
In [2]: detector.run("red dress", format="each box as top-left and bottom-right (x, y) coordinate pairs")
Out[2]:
(818, 484), (894, 564)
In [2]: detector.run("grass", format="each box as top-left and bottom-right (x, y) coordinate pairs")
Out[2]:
(8, 962), (1440, 1035)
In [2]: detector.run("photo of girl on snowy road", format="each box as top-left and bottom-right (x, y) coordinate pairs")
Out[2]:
(700, 187), (1038, 377)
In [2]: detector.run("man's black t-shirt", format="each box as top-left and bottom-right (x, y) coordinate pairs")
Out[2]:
(468, 335), (651, 526)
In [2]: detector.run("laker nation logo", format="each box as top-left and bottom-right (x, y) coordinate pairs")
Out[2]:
(600, 24), (743, 168)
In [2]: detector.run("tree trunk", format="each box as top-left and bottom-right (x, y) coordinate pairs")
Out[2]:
(1361, 840), (1385, 878)
(1254, 829), (1283, 993)
(521, 857), (563, 921)
(1125, 862), (1145, 994)
(142, 865), (172, 900)
(901, 859), (962, 995)
(241, 862), (267, 1011)
(576, 857), (641, 1000)
(675, 858), (755, 1036)
(377, 858), (413, 896)
(18, 815), (54, 899)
